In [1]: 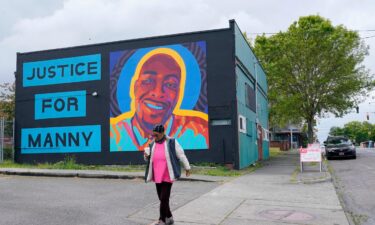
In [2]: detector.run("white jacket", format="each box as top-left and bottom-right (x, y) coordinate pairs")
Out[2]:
(144, 137), (191, 183)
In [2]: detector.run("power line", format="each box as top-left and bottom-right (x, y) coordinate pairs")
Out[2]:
(247, 29), (375, 36)
(356, 29), (375, 32)
(247, 32), (375, 40)
(362, 35), (375, 39)
(247, 32), (277, 35)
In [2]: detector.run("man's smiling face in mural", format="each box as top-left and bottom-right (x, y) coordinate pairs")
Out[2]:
(134, 53), (181, 129)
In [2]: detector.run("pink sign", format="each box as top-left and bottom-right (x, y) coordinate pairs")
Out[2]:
(300, 145), (322, 162)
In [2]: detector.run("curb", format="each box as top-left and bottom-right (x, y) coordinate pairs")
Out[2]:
(294, 159), (333, 184)
(296, 172), (332, 184)
(0, 169), (219, 182)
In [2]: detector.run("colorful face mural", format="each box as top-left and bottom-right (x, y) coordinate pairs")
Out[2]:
(110, 42), (209, 151)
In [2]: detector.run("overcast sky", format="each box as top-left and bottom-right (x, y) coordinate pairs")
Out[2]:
(1, 0), (375, 141)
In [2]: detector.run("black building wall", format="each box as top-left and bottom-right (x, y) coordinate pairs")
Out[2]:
(15, 25), (238, 166)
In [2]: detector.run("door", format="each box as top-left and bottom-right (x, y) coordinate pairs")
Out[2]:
(257, 123), (263, 160)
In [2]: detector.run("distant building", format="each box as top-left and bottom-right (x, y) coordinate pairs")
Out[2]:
(360, 141), (374, 148)
(270, 125), (307, 150)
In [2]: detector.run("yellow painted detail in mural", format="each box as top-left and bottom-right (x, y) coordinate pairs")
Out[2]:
(110, 47), (208, 125)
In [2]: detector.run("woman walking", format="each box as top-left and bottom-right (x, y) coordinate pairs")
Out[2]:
(144, 124), (191, 225)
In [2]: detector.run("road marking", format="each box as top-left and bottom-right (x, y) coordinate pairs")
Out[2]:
(362, 164), (374, 170)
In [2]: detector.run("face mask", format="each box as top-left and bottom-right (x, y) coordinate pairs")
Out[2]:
(155, 135), (166, 144)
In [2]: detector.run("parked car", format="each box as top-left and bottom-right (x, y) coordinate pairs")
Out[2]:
(324, 136), (356, 159)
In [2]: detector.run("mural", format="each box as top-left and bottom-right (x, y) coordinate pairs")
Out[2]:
(110, 41), (209, 151)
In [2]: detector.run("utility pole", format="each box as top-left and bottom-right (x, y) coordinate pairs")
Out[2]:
(367, 102), (375, 121)
(0, 117), (3, 163)
(254, 59), (262, 124)
(254, 59), (259, 124)
(254, 59), (260, 148)
(290, 127), (293, 150)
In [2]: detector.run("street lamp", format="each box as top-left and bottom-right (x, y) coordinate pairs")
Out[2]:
(367, 101), (375, 120)
(287, 121), (294, 150)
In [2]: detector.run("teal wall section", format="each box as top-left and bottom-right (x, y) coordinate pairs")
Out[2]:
(236, 67), (258, 168)
(263, 141), (269, 159)
(234, 25), (267, 96)
(233, 21), (269, 169)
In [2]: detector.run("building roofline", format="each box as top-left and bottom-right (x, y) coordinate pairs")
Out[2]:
(229, 20), (268, 77)
(18, 24), (232, 56)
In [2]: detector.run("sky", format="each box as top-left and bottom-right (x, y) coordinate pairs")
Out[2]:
(1, 0), (375, 141)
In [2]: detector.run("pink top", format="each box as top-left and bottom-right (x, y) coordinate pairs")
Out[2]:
(152, 142), (172, 183)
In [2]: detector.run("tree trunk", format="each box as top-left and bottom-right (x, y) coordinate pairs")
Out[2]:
(307, 118), (314, 144)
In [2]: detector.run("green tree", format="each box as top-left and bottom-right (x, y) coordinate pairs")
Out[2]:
(0, 82), (15, 120)
(370, 124), (375, 141)
(343, 121), (366, 143)
(243, 32), (253, 46)
(330, 121), (375, 144)
(360, 121), (373, 141)
(329, 126), (344, 136)
(254, 15), (372, 143)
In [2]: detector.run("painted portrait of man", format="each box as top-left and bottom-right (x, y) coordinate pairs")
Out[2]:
(110, 42), (209, 151)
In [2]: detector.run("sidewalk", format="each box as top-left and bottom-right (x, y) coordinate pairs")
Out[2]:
(165, 150), (348, 225)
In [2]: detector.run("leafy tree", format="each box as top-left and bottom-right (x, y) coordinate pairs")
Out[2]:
(0, 82), (15, 120)
(254, 15), (372, 143)
(329, 126), (344, 136)
(330, 121), (375, 144)
(369, 125), (375, 141)
(343, 121), (365, 143)
(243, 32), (253, 45)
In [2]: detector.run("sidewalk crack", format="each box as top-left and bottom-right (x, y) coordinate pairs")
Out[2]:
(218, 199), (246, 225)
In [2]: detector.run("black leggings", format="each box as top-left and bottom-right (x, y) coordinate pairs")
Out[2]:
(156, 182), (173, 221)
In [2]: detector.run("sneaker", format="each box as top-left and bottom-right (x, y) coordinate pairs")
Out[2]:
(166, 217), (174, 225)
(155, 220), (166, 225)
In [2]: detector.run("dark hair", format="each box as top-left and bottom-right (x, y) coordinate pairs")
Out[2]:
(153, 124), (165, 133)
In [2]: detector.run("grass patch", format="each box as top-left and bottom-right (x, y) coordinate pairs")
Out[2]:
(191, 162), (262, 177)
(269, 147), (283, 158)
(0, 159), (262, 177)
(290, 165), (300, 183)
(306, 162), (318, 166)
(326, 160), (334, 175)
(1, 151), (267, 177)
(0, 160), (34, 169)
(2, 143), (279, 177)
(0, 156), (145, 172)
(347, 211), (368, 225)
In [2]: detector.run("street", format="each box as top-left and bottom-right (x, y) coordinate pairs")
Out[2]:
(0, 176), (218, 225)
(0, 150), (350, 225)
(329, 148), (375, 225)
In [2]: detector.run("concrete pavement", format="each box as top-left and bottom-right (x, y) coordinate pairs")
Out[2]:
(0, 175), (219, 225)
(166, 150), (348, 225)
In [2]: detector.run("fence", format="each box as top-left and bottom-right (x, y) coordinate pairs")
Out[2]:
(270, 140), (290, 151)
(0, 117), (15, 163)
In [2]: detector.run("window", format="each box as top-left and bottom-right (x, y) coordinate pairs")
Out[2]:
(245, 83), (256, 112)
(326, 137), (351, 145)
(238, 115), (247, 133)
(211, 119), (231, 126)
(262, 128), (269, 141)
